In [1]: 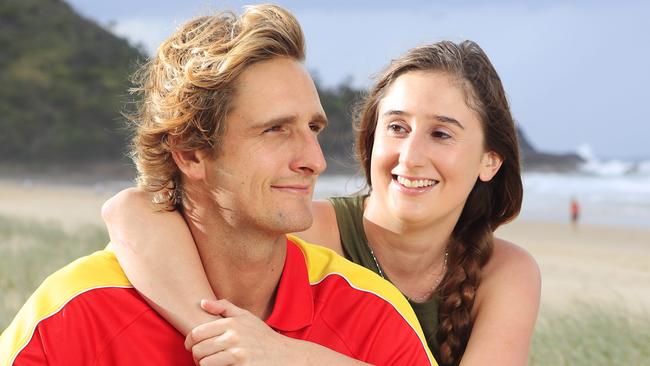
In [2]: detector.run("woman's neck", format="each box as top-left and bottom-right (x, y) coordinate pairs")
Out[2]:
(362, 193), (458, 283)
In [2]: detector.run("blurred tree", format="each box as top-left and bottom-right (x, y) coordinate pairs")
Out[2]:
(0, 0), (144, 164)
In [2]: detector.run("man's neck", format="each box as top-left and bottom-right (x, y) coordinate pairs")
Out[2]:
(183, 208), (287, 320)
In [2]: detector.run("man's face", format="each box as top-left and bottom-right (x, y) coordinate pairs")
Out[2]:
(202, 57), (327, 235)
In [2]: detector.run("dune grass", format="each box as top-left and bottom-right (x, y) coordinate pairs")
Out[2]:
(0, 215), (107, 328)
(1, 215), (649, 364)
(530, 303), (650, 365)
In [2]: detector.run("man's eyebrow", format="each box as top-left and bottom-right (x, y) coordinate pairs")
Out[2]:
(381, 109), (464, 129)
(253, 115), (295, 130)
(252, 113), (329, 129)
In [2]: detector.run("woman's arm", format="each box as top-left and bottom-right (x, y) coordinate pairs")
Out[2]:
(460, 239), (541, 365)
(102, 189), (371, 365)
(102, 189), (343, 336)
(102, 187), (218, 335)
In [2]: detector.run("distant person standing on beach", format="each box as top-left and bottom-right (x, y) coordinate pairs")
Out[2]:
(570, 197), (581, 228)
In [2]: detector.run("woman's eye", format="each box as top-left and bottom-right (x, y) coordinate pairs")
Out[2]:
(387, 123), (407, 133)
(433, 130), (451, 139)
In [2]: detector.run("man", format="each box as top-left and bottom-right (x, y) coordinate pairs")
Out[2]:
(0, 5), (434, 365)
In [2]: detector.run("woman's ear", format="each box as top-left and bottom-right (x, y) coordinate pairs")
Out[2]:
(478, 151), (503, 182)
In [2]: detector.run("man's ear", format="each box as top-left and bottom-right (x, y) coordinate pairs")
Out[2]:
(171, 149), (211, 181)
(478, 151), (503, 182)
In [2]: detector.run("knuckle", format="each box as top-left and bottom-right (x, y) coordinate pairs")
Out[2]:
(226, 329), (240, 344)
(231, 347), (247, 361)
(189, 328), (202, 341)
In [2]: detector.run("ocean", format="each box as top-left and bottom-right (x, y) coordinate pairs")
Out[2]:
(313, 158), (650, 230)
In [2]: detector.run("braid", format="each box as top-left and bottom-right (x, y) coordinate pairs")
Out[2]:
(436, 182), (495, 365)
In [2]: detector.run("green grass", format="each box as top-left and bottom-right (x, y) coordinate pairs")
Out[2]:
(0, 215), (107, 328)
(1, 215), (649, 365)
(530, 304), (650, 365)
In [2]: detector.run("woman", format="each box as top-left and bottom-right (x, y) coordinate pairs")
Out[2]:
(103, 40), (540, 365)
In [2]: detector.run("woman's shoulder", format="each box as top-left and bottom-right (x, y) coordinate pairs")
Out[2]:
(464, 237), (541, 363)
(483, 237), (540, 287)
(490, 237), (538, 269)
(474, 237), (541, 315)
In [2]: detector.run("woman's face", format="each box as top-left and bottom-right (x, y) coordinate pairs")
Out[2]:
(367, 71), (501, 228)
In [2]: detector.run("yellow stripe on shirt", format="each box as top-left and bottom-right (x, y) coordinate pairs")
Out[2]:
(288, 234), (437, 365)
(0, 247), (131, 366)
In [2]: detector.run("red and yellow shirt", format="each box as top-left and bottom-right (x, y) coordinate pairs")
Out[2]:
(1, 236), (435, 365)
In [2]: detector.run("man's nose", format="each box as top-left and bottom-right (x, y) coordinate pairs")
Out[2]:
(291, 130), (327, 175)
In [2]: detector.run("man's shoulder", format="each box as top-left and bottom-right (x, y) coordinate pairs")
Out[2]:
(30, 248), (132, 307)
(288, 235), (419, 325)
(289, 234), (406, 302)
(287, 235), (437, 365)
(0, 248), (137, 365)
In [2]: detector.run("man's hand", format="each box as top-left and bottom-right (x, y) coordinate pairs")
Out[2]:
(185, 299), (288, 366)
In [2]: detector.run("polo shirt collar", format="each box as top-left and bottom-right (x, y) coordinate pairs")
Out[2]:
(264, 237), (314, 332)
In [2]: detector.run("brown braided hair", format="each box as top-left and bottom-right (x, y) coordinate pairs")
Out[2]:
(355, 41), (523, 365)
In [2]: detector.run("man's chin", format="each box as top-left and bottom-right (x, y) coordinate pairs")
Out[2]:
(285, 216), (314, 233)
(279, 211), (314, 234)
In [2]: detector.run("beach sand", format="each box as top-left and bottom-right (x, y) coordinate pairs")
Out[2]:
(496, 221), (650, 314)
(1, 178), (648, 313)
(0, 179), (119, 231)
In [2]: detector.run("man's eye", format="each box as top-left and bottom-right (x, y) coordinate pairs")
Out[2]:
(309, 123), (324, 133)
(264, 125), (283, 133)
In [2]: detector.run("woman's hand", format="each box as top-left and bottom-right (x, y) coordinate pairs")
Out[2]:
(186, 299), (370, 366)
(185, 299), (287, 366)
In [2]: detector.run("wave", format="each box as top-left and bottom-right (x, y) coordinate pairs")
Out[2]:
(575, 143), (650, 177)
(636, 160), (650, 175)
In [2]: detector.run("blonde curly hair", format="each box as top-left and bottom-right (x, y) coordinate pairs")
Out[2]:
(128, 4), (305, 210)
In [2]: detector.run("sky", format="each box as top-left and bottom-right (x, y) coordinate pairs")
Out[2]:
(65, 0), (650, 160)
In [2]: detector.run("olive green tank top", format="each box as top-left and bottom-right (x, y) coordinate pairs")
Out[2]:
(327, 195), (441, 355)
